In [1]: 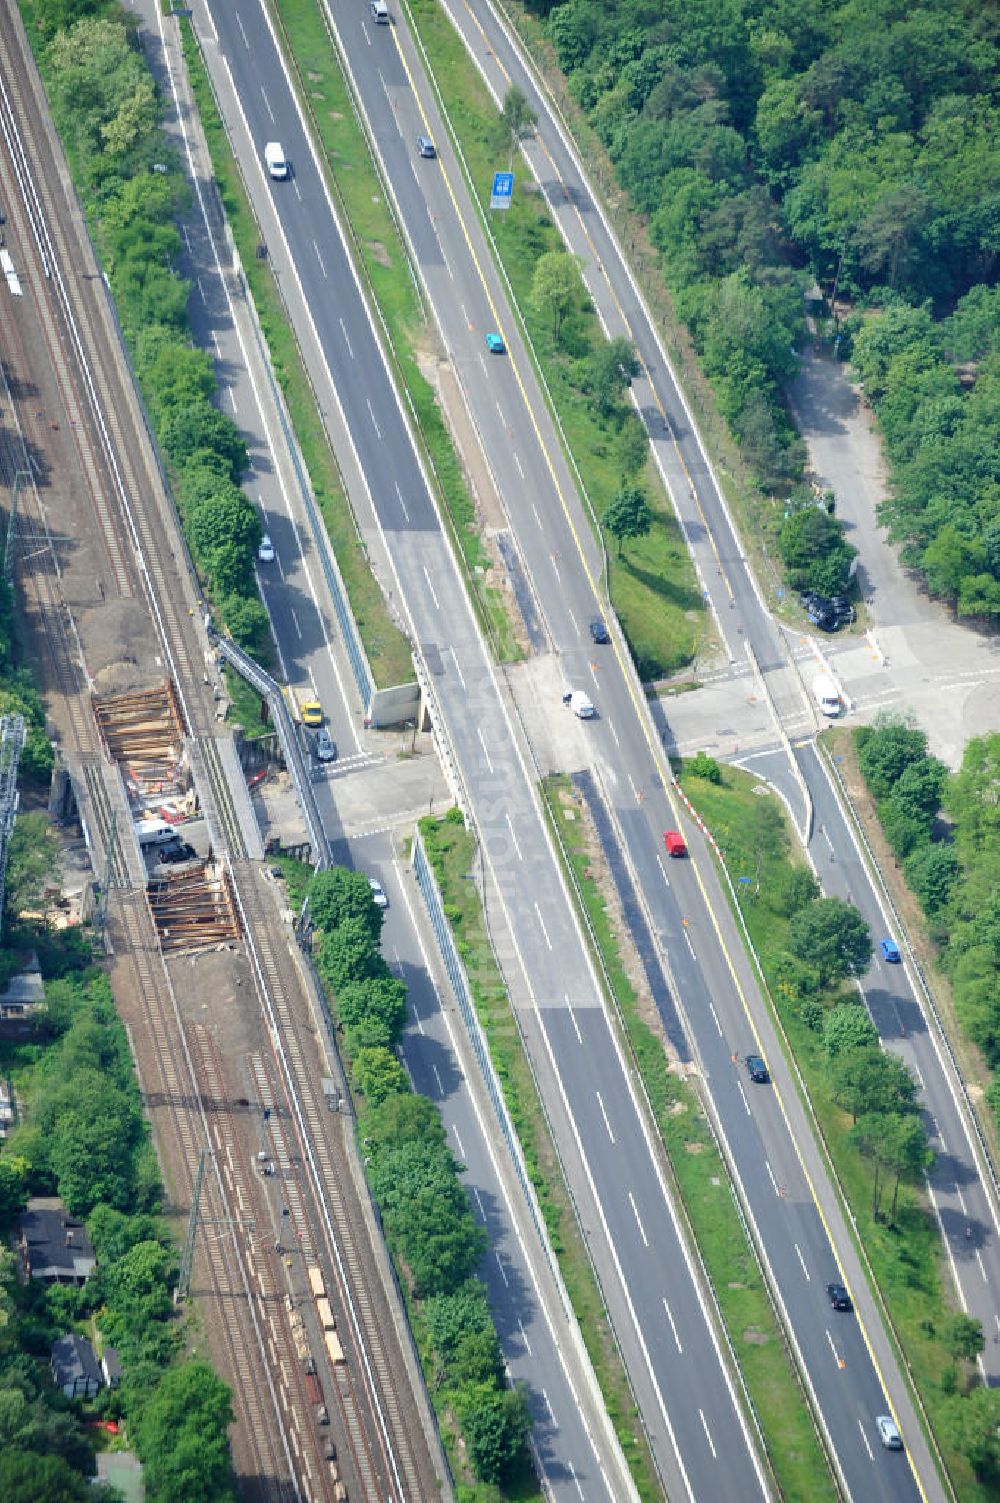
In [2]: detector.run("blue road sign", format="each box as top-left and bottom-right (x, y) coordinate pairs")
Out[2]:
(490, 171), (514, 210)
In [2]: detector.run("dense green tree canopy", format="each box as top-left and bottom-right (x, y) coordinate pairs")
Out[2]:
(788, 897), (872, 986)
(369, 1141), (486, 1297)
(823, 1004), (878, 1061)
(136, 1360), (236, 1503)
(533, 0), (999, 598)
(308, 867), (384, 943)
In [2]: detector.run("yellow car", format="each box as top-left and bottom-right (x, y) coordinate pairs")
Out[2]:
(300, 698), (323, 728)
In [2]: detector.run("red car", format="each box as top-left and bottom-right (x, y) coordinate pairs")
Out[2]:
(664, 830), (686, 858)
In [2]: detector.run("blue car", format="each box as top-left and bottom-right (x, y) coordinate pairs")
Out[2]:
(485, 331), (505, 354)
(881, 937), (901, 964)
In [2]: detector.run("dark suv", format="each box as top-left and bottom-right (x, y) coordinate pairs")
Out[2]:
(801, 591), (854, 632)
(745, 1054), (769, 1084)
(159, 841), (197, 865)
(826, 1282), (852, 1311)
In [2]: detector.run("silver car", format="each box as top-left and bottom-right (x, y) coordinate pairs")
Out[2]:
(876, 1415), (903, 1451)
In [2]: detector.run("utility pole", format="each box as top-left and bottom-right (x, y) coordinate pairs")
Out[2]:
(176, 1147), (255, 1302)
(0, 715), (26, 941)
(177, 1147), (212, 1302)
(2, 471), (29, 583)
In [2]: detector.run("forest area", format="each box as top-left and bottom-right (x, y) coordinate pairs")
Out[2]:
(527, 0), (1000, 614)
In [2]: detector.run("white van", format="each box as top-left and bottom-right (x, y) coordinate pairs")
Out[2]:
(264, 142), (289, 180)
(812, 672), (841, 717)
(134, 817), (177, 848)
(563, 689), (595, 719)
(370, 0), (389, 22)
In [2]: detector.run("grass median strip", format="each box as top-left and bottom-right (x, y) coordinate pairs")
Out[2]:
(181, 21), (413, 689)
(419, 810), (663, 1501)
(268, 0), (521, 662)
(402, 0), (704, 678)
(682, 761), (983, 1499)
(540, 774), (832, 1503)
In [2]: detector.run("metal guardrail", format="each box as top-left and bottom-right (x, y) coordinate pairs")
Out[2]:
(235, 247), (377, 718)
(822, 745), (1000, 1218)
(212, 630), (330, 868)
(186, 18), (377, 717)
(683, 768), (957, 1501)
(411, 829), (555, 1275)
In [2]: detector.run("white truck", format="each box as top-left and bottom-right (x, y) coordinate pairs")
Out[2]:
(812, 672), (842, 717)
(133, 817), (177, 848)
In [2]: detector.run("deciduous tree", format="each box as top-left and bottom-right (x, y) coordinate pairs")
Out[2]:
(308, 867), (384, 943)
(530, 251), (581, 342)
(351, 1046), (407, 1107)
(586, 338), (640, 419)
(787, 898), (872, 986)
(602, 484), (652, 559)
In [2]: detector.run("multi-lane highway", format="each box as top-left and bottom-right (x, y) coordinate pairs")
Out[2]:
(144, 7), (634, 1497)
(180, 0), (976, 1497)
(440, 0), (1000, 1368)
(190, 2), (776, 1498)
(232, 2), (951, 1499)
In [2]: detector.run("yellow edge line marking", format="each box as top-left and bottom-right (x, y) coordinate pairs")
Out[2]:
(393, 13), (931, 1498)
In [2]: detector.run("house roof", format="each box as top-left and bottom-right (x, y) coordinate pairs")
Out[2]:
(102, 1346), (123, 1383)
(51, 1333), (102, 1389)
(19, 1198), (97, 1281)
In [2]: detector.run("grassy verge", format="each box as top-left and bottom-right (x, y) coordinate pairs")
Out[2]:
(404, 0), (703, 677)
(682, 764), (981, 1499)
(181, 23), (413, 689)
(268, 0), (520, 662)
(223, 665), (269, 738)
(418, 813), (662, 1501)
(270, 852), (314, 915)
(540, 775), (828, 1503)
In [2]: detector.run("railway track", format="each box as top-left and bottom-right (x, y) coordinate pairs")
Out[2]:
(0, 7), (439, 1499)
(119, 894), (301, 1503)
(236, 867), (427, 1503)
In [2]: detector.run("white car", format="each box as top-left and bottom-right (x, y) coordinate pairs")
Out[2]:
(264, 142), (289, 180)
(368, 878), (388, 910)
(258, 534), (275, 563)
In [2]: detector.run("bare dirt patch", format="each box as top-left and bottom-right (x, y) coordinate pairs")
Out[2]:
(365, 240), (392, 269)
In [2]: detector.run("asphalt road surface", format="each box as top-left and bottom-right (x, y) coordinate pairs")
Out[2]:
(186, 0), (968, 1496)
(290, 3), (948, 1499)
(441, 0), (1000, 1387)
(141, 7), (635, 1496)
(191, 2), (775, 1497)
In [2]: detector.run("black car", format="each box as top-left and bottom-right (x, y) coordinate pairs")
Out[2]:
(589, 618), (610, 644)
(745, 1054), (769, 1084)
(159, 841), (197, 865)
(827, 1282), (852, 1311)
(829, 595), (856, 625)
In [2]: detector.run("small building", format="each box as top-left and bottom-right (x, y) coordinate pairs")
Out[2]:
(18, 1197), (97, 1285)
(0, 1078), (15, 1138)
(0, 953), (44, 1039)
(101, 1346), (123, 1390)
(50, 1333), (102, 1400)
